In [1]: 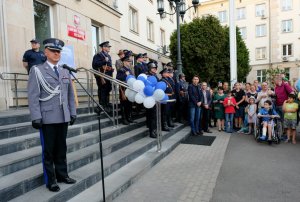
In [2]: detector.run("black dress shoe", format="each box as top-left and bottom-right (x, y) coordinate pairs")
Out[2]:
(122, 119), (130, 125)
(127, 119), (137, 123)
(57, 177), (77, 184)
(197, 131), (203, 135)
(204, 130), (212, 133)
(47, 183), (60, 192)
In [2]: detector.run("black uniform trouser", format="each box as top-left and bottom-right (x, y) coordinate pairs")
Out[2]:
(146, 106), (157, 133)
(120, 99), (132, 121)
(201, 107), (210, 132)
(95, 77), (111, 107)
(40, 123), (68, 185)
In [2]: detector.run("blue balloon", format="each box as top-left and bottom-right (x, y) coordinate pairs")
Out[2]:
(144, 85), (154, 96)
(148, 76), (157, 87)
(137, 75), (147, 82)
(296, 79), (300, 91)
(126, 75), (135, 82)
(155, 81), (167, 91)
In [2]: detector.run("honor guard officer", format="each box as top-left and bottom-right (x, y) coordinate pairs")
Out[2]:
(92, 41), (114, 112)
(22, 38), (46, 74)
(134, 53), (148, 77)
(116, 52), (134, 125)
(27, 38), (77, 192)
(146, 62), (158, 138)
(177, 73), (189, 123)
(160, 68), (174, 131)
(165, 68), (176, 128)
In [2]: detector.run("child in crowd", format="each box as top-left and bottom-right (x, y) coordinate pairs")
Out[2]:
(223, 91), (237, 133)
(246, 96), (257, 135)
(283, 94), (298, 144)
(257, 100), (279, 144)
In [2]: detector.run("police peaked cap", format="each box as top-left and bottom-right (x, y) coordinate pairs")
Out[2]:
(99, 41), (111, 47)
(136, 53), (143, 59)
(30, 38), (40, 43)
(166, 62), (174, 67)
(121, 55), (131, 62)
(160, 68), (169, 75)
(147, 62), (157, 69)
(142, 53), (148, 57)
(43, 38), (64, 50)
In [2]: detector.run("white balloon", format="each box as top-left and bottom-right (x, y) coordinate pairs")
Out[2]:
(127, 78), (136, 88)
(153, 89), (165, 101)
(135, 93), (145, 104)
(127, 90), (137, 102)
(139, 73), (147, 79)
(125, 88), (130, 97)
(143, 96), (156, 109)
(132, 80), (145, 92)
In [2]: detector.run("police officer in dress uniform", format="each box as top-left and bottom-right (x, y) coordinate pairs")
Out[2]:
(165, 68), (176, 128)
(22, 38), (46, 74)
(146, 61), (158, 138)
(116, 53), (134, 125)
(177, 73), (189, 123)
(92, 41), (114, 112)
(27, 38), (77, 192)
(160, 68), (174, 131)
(134, 53), (148, 77)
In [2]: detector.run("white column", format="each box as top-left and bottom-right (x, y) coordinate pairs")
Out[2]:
(229, 0), (237, 88)
(0, 0), (11, 110)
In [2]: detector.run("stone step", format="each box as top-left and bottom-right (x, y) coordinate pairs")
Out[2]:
(0, 105), (91, 127)
(0, 123), (150, 201)
(0, 118), (145, 176)
(9, 124), (185, 202)
(68, 127), (190, 202)
(0, 107), (122, 140)
(0, 114), (121, 156)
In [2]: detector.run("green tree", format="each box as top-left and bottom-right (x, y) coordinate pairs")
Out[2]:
(169, 15), (250, 86)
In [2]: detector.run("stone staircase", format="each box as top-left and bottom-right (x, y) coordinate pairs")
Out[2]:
(0, 105), (190, 202)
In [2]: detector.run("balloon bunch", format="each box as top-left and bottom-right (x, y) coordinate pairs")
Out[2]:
(125, 74), (169, 108)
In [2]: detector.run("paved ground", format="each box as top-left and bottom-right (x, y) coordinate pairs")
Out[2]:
(113, 129), (231, 202)
(113, 128), (300, 202)
(211, 132), (300, 202)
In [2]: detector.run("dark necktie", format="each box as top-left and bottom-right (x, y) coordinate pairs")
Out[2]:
(54, 66), (59, 77)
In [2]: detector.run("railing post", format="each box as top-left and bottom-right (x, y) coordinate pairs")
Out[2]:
(86, 70), (90, 112)
(156, 102), (162, 152)
(111, 82), (116, 128)
(90, 72), (95, 113)
(115, 84), (119, 127)
(14, 74), (18, 109)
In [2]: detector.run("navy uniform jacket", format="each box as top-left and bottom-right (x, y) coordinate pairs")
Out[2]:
(27, 62), (76, 124)
(161, 77), (175, 99)
(134, 62), (148, 77)
(116, 66), (133, 82)
(177, 79), (189, 102)
(92, 51), (114, 84)
(23, 49), (46, 71)
(188, 84), (204, 107)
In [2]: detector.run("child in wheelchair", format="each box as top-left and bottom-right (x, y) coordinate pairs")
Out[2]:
(257, 100), (280, 144)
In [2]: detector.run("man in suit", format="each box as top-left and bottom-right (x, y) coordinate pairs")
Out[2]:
(92, 41), (114, 112)
(201, 82), (212, 133)
(27, 38), (77, 192)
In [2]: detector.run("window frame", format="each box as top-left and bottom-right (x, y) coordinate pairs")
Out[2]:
(255, 3), (266, 17)
(256, 24), (266, 37)
(146, 18), (154, 42)
(129, 5), (139, 34)
(160, 28), (166, 47)
(236, 7), (246, 20)
(281, 0), (293, 11)
(281, 19), (293, 33)
(239, 27), (247, 39)
(257, 69), (267, 83)
(218, 10), (227, 23)
(255, 47), (267, 60)
(282, 44), (293, 57)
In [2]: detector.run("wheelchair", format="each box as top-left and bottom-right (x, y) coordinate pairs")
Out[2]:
(253, 115), (282, 144)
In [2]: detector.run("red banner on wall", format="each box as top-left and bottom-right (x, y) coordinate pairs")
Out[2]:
(67, 25), (85, 40)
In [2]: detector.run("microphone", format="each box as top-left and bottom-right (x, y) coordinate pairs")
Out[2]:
(62, 64), (77, 73)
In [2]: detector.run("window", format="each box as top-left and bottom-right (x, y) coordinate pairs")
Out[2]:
(282, 20), (293, 33)
(257, 69), (267, 82)
(239, 27), (247, 39)
(236, 7), (246, 20)
(256, 24), (266, 37)
(255, 4), (266, 17)
(91, 25), (101, 56)
(218, 11), (227, 23)
(160, 29), (165, 47)
(282, 44), (292, 56)
(169, 4), (174, 22)
(282, 0), (292, 11)
(255, 47), (267, 60)
(147, 19), (154, 42)
(34, 0), (51, 45)
(129, 6), (138, 33)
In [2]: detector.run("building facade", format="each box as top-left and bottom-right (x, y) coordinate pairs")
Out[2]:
(197, 0), (300, 83)
(0, 0), (179, 110)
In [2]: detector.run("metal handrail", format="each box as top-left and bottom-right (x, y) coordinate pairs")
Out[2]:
(0, 72), (28, 108)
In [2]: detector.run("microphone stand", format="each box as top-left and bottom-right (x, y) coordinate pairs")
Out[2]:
(69, 71), (107, 202)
